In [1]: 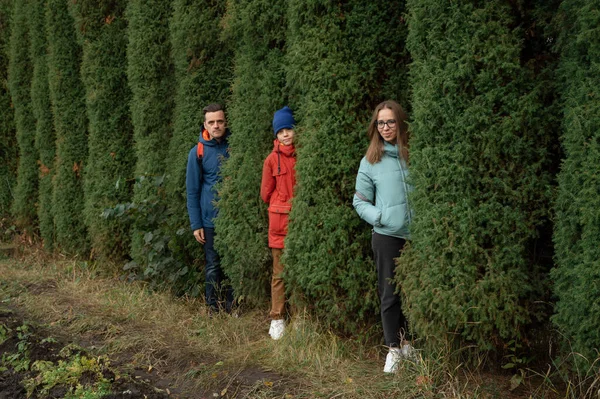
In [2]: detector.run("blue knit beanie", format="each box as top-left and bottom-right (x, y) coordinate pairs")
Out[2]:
(272, 106), (296, 137)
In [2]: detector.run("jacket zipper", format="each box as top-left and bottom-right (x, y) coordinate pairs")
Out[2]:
(397, 157), (412, 225)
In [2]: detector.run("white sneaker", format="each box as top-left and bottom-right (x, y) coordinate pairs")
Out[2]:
(383, 347), (402, 373)
(269, 319), (285, 340)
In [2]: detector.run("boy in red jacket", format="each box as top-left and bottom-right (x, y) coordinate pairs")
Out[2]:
(260, 106), (296, 340)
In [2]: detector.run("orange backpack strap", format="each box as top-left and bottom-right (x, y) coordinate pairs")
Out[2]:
(196, 142), (204, 160)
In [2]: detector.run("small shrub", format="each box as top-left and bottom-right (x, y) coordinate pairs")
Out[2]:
(102, 175), (203, 296)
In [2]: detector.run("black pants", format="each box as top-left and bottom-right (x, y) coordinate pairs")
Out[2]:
(372, 231), (407, 347)
(204, 227), (234, 312)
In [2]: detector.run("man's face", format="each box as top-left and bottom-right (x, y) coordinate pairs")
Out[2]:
(204, 110), (226, 140)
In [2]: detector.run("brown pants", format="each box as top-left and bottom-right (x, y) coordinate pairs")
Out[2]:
(270, 248), (285, 319)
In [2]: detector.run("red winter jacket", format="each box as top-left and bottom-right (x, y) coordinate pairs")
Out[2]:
(261, 140), (296, 249)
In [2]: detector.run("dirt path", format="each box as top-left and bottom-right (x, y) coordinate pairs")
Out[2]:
(0, 301), (294, 399)
(0, 305), (172, 398)
(0, 256), (297, 399)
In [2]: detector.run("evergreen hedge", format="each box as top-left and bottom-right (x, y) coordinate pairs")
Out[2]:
(165, 0), (232, 294)
(126, 0), (175, 277)
(215, 0), (287, 303)
(8, 0), (38, 233)
(71, 0), (134, 261)
(46, 0), (89, 255)
(551, 0), (600, 362)
(282, 0), (410, 332)
(0, 0), (16, 220)
(398, 0), (555, 349)
(29, 0), (55, 249)
(5, 0), (600, 363)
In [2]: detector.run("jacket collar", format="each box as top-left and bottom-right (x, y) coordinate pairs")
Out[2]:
(383, 141), (398, 158)
(272, 139), (295, 156)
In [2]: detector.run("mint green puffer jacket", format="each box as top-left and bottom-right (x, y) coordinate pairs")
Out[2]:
(353, 142), (412, 239)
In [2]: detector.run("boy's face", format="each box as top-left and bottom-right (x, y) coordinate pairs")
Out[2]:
(204, 110), (226, 140)
(276, 128), (295, 146)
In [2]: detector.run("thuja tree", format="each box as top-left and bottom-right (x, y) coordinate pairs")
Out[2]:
(71, 0), (134, 261)
(282, 0), (410, 332)
(46, 0), (89, 254)
(0, 0), (17, 220)
(551, 0), (600, 363)
(397, 0), (555, 350)
(30, 0), (55, 249)
(8, 0), (38, 233)
(165, 0), (231, 293)
(126, 0), (175, 276)
(214, 0), (286, 303)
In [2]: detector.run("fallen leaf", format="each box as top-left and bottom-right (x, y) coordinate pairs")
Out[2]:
(416, 375), (432, 386)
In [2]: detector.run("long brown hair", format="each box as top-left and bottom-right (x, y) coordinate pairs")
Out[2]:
(365, 100), (409, 164)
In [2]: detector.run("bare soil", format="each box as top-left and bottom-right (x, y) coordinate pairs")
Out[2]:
(0, 303), (294, 399)
(0, 306), (173, 398)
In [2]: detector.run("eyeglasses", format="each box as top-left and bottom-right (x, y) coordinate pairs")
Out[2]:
(376, 119), (396, 129)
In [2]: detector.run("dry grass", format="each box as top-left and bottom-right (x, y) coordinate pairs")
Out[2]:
(1, 248), (595, 398)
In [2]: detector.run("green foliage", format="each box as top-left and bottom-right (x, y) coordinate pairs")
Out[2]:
(551, 0), (600, 364)
(501, 339), (533, 391)
(126, 0), (175, 267)
(166, 0), (232, 286)
(0, 323), (8, 345)
(215, 0), (287, 303)
(282, 0), (410, 332)
(29, 0), (55, 249)
(46, 0), (89, 255)
(7, 0), (38, 233)
(71, 0), (134, 261)
(102, 175), (202, 295)
(24, 354), (112, 398)
(1, 323), (32, 372)
(0, 0), (17, 220)
(397, 0), (557, 350)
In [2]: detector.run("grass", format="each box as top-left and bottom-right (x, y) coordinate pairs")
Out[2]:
(0, 247), (597, 398)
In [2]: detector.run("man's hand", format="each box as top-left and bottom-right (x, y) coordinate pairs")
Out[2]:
(193, 228), (205, 244)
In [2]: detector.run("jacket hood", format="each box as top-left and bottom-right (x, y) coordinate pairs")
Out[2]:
(198, 128), (231, 146)
(272, 139), (295, 156)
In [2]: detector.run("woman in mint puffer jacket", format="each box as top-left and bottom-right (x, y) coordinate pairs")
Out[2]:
(353, 99), (415, 374)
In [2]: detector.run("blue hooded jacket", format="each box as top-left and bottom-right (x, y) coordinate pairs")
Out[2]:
(186, 128), (230, 230)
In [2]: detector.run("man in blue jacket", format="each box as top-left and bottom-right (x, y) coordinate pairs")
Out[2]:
(186, 103), (233, 313)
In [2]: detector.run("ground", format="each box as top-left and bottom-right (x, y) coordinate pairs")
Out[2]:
(0, 306), (172, 398)
(0, 248), (582, 399)
(0, 303), (294, 399)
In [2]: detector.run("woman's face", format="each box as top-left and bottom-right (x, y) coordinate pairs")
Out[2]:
(376, 108), (397, 144)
